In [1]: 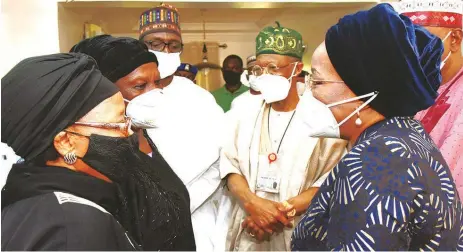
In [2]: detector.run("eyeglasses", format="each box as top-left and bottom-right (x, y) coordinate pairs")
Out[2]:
(251, 63), (295, 77)
(307, 73), (344, 89)
(144, 39), (183, 53)
(74, 117), (132, 135)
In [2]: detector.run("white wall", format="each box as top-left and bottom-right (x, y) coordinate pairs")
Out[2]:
(1, 0), (62, 186)
(1, 0), (61, 77)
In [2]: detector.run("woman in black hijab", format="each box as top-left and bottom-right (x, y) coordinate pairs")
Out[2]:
(70, 36), (197, 251)
(1, 53), (195, 250)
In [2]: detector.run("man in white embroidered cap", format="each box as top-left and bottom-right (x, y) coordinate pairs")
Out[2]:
(397, 0), (463, 199)
(137, 3), (225, 251)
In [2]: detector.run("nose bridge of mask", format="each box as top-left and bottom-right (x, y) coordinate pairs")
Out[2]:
(124, 89), (164, 108)
(332, 91), (379, 128)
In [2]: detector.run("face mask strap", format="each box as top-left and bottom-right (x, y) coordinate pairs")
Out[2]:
(442, 31), (452, 43)
(443, 52), (452, 62)
(287, 62), (299, 82)
(440, 51), (452, 70)
(327, 91), (378, 108)
(335, 91), (379, 127)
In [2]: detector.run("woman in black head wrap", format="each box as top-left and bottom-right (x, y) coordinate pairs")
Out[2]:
(70, 35), (161, 156)
(291, 4), (462, 251)
(70, 35), (195, 251)
(1, 53), (194, 251)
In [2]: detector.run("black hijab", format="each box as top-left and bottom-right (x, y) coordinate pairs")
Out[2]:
(1, 53), (195, 251)
(1, 53), (119, 161)
(70, 35), (158, 82)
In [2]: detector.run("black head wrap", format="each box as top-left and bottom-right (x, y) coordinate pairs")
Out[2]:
(1, 53), (119, 161)
(325, 3), (443, 117)
(70, 35), (158, 82)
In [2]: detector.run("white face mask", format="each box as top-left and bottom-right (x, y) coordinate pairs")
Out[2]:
(248, 74), (259, 92)
(240, 70), (257, 89)
(297, 82), (306, 96)
(253, 63), (297, 103)
(296, 91), (378, 138)
(149, 50), (181, 79)
(124, 89), (166, 129)
(440, 31), (452, 70)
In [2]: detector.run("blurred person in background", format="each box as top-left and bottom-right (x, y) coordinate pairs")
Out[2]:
(398, 0), (463, 198)
(230, 55), (263, 111)
(212, 54), (249, 112)
(175, 63), (198, 83)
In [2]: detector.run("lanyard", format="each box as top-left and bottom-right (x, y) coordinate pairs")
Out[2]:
(267, 106), (296, 154)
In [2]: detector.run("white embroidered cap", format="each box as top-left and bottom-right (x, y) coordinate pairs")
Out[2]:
(394, 0), (462, 28)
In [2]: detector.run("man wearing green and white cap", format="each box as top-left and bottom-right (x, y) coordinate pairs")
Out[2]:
(218, 22), (346, 251)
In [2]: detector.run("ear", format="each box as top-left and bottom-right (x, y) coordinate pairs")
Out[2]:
(53, 131), (76, 157)
(295, 62), (304, 76)
(450, 29), (462, 52)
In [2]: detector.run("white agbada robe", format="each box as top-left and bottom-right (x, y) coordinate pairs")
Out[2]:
(146, 76), (225, 251)
(230, 91), (262, 111)
(217, 101), (347, 251)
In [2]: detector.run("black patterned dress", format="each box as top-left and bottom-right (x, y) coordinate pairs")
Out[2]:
(291, 117), (462, 251)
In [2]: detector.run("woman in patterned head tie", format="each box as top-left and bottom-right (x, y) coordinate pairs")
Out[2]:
(292, 4), (462, 251)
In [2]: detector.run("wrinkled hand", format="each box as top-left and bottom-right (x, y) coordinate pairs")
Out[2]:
(241, 216), (270, 242)
(243, 197), (294, 235)
(286, 188), (319, 217)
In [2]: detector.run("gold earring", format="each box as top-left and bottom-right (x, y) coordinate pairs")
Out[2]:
(64, 151), (77, 164)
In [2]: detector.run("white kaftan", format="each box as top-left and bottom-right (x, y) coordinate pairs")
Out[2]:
(146, 76), (225, 251)
(217, 102), (347, 251)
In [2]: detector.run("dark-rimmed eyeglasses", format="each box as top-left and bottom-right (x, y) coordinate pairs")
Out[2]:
(144, 39), (183, 53)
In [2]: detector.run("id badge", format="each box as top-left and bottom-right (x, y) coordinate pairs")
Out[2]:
(256, 155), (281, 193)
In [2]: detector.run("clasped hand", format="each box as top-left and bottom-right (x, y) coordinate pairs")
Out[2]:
(242, 197), (294, 241)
